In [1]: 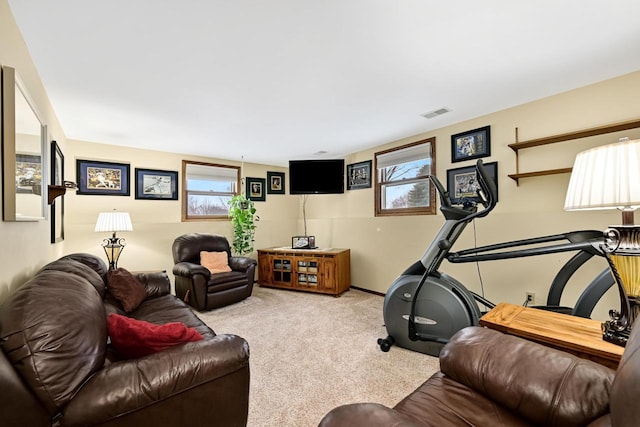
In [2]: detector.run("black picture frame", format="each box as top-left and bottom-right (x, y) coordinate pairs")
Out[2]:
(246, 177), (266, 201)
(346, 160), (372, 190)
(76, 159), (130, 196)
(451, 125), (491, 163)
(267, 171), (285, 194)
(50, 140), (64, 243)
(446, 161), (498, 205)
(135, 168), (178, 200)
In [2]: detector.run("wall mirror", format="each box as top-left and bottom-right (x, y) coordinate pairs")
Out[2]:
(2, 65), (47, 221)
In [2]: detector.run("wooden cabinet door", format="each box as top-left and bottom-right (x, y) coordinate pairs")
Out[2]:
(258, 252), (272, 284)
(319, 256), (336, 291)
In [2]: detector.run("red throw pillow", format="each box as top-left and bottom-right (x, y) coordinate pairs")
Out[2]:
(107, 268), (147, 312)
(107, 313), (203, 359)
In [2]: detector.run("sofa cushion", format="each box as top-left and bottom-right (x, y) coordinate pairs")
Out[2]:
(39, 257), (106, 298)
(107, 313), (203, 359)
(107, 268), (147, 312)
(201, 250), (232, 274)
(0, 270), (107, 416)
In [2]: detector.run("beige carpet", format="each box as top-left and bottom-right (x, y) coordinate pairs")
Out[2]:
(197, 286), (440, 427)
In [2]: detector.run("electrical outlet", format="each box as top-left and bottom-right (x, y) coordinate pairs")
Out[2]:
(526, 292), (535, 304)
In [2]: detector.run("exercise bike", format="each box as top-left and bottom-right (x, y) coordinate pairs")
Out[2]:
(377, 159), (614, 356)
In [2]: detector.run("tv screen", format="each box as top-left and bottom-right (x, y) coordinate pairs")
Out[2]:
(289, 159), (345, 194)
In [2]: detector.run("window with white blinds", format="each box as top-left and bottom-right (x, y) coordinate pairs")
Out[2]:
(375, 138), (436, 216)
(182, 160), (240, 220)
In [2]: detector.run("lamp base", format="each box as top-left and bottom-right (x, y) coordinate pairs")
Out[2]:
(602, 296), (640, 347)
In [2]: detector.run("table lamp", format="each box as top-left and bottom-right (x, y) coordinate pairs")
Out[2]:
(564, 137), (640, 346)
(95, 210), (133, 270)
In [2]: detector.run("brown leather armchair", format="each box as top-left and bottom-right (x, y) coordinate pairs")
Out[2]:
(320, 323), (640, 426)
(172, 233), (257, 311)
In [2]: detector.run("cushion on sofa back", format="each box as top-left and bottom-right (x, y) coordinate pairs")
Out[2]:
(60, 252), (109, 283)
(0, 270), (107, 417)
(39, 257), (106, 298)
(172, 233), (231, 264)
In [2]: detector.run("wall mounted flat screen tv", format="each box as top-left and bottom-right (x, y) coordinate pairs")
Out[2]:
(289, 159), (345, 194)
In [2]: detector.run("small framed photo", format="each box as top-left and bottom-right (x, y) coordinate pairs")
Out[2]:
(451, 125), (491, 163)
(135, 168), (178, 200)
(76, 159), (130, 196)
(246, 177), (266, 201)
(267, 171), (285, 194)
(447, 162), (498, 205)
(347, 160), (372, 190)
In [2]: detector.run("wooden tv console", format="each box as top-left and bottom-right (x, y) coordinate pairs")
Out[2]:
(257, 247), (351, 296)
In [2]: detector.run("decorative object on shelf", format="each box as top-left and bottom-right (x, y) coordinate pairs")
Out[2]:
(564, 137), (640, 347)
(95, 210), (133, 270)
(347, 160), (372, 190)
(246, 177), (266, 201)
(266, 171), (285, 194)
(134, 168), (178, 200)
(77, 159), (130, 196)
(451, 125), (491, 163)
(50, 140), (64, 243)
(447, 162), (498, 205)
(292, 235), (316, 249)
(228, 194), (259, 256)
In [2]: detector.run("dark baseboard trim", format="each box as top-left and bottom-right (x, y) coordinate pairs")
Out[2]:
(351, 286), (385, 297)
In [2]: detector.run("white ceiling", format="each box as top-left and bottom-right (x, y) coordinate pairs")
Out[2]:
(8, 1), (640, 166)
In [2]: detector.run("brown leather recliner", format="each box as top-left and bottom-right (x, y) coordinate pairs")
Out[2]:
(172, 233), (257, 311)
(320, 322), (640, 427)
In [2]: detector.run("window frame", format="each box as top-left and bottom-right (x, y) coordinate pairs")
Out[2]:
(181, 160), (240, 221)
(374, 137), (436, 217)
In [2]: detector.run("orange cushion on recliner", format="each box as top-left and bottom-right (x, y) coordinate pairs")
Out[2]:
(107, 313), (203, 359)
(201, 250), (232, 274)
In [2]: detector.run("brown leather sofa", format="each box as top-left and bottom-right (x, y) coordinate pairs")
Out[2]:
(320, 324), (640, 427)
(172, 233), (257, 311)
(0, 253), (250, 427)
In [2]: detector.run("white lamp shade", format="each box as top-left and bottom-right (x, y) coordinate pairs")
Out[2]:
(95, 211), (133, 233)
(564, 138), (640, 211)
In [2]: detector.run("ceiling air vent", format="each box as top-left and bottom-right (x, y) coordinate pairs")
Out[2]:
(421, 108), (451, 119)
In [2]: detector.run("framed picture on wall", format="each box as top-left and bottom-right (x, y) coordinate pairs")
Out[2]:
(451, 125), (491, 163)
(76, 159), (130, 196)
(446, 161), (498, 205)
(267, 171), (285, 194)
(346, 160), (372, 190)
(246, 177), (266, 201)
(135, 168), (178, 200)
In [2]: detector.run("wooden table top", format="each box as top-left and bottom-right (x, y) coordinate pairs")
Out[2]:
(480, 302), (624, 368)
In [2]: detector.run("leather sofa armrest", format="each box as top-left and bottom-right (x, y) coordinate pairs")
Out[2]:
(319, 403), (421, 427)
(135, 270), (171, 298)
(63, 334), (249, 426)
(229, 256), (257, 271)
(172, 261), (210, 278)
(440, 327), (614, 426)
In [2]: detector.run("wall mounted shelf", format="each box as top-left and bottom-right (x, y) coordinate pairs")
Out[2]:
(508, 118), (640, 185)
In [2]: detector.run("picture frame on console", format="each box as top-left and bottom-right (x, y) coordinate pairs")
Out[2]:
(451, 125), (491, 163)
(246, 177), (266, 201)
(135, 168), (178, 200)
(347, 160), (372, 190)
(447, 161), (498, 205)
(50, 140), (64, 243)
(76, 159), (130, 196)
(267, 171), (285, 194)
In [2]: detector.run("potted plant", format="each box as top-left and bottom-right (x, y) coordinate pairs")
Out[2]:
(228, 194), (259, 256)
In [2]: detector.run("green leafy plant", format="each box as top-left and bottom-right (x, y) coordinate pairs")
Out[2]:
(228, 194), (259, 256)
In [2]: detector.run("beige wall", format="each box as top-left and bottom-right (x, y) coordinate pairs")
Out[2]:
(331, 71), (640, 320)
(2, 0), (639, 321)
(0, 0), (69, 302)
(62, 140), (299, 280)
